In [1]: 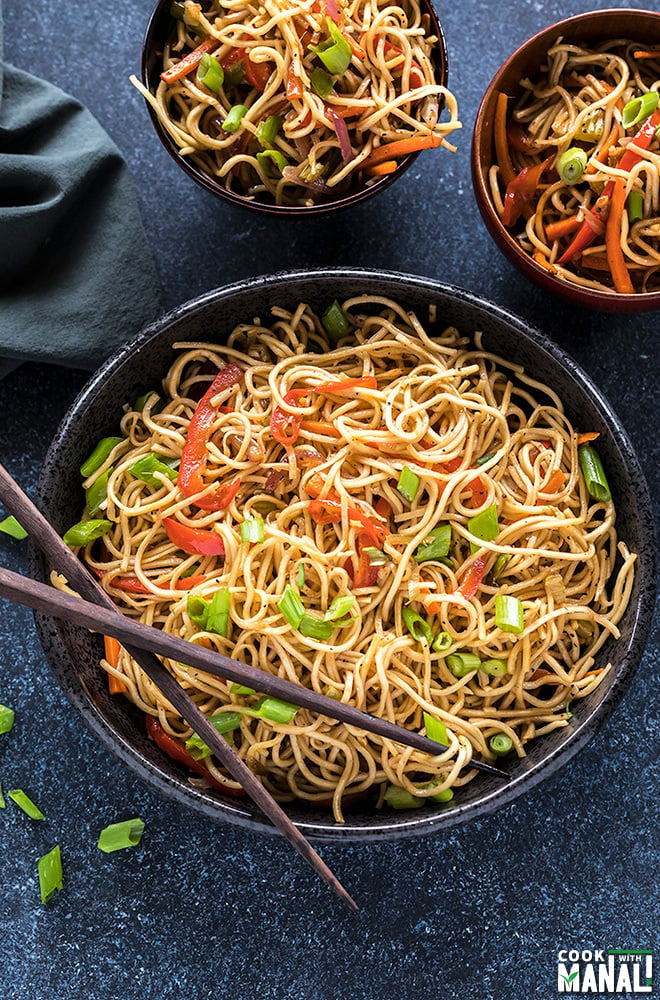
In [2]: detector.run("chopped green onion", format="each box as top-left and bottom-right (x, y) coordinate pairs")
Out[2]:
(480, 658), (508, 677)
(0, 516), (28, 540)
(63, 519), (112, 547)
(432, 630), (453, 652)
(446, 652), (481, 677)
(223, 61), (246, 89)
(311, 66), (335, 98)
(495, 594), (524, 634)
(423, 711), (448, 747)
(38, 845), (63, 904)
(0, 704), (15, 734)
(187, 593), (209, 630)
(414, 524), (451, 562)
(322, 684), (342, 699)
(321, 300), (350, 341)
(383, 785), (424, 810)
(491, 553), (510, 581)
(578, 445), (611, 502)
(85, 469), (111, 517)
(8, 788), (44, 820)
(97, 818), (145, 853)
(256, 114), (282, 146)
(0, 782), (5, 809)
(324, 594), (355, 620)
(206, 588), (230, 637)
(402, 607), (433, 645)
(256, 149), (288, 176)
(297, 563), (305, 589)
(489, 733), (513, 756)
(240, 516), (264, 546)
(298, 614), (334, 641)
(429, 786), (454, 803)
(129, 453), (178, 486)
(467, 503), (499, 552)
(80, 437), (123, 477)
(278, 584), (305, 629)
(363, 546), (388, 566)
(222, 104), (248, 132)
(133, 391), (163, 414)
(310, 18), (352, 75)
(627, 191), (644, 222)
(564, 702), (573, 719)
(180, 563), (200, 579)
(230, 683), (256, 695)
(185, 711), (243, 759)
(622, 91), (659, 130)
(397, 465), (420, 502)
(556, 147), (588, 184)
(254, 696), (298, 724)
(475, 452), (497, 466)
(197, 52), (224, 92)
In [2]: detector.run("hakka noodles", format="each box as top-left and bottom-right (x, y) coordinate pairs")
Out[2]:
(59, 296), (635, 822)
(131, 0), (460, 205)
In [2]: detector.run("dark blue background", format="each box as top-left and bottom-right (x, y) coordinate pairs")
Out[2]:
(1, 1), (658, 997)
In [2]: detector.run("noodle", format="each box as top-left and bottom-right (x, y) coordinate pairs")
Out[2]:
(65, 296), (635, 823)
(130, 0), (460, 206)
(489, 37), (660, 293)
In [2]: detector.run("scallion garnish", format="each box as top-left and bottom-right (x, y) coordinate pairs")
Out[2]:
(556, 147), (588, 184)
(197, 52), (224, 92)
(256, 114), (282, 146)
(240, 516), (265, 546)
(254, 696), (298, 724)
(480, 658), (508, 677)
(0, 703), (15, 734)
(0, 782), (5, 809)
(0, 516), (28, 540)
(622, 90), (659, 130)
(321, 300), (350, 341)
(85, 469), (111, 518)
(324, 594), (355, 620)
(475, 452), (497, 466)
(133, 391), (163, 414)
(230, 683), (256, 695)
(423, 711), (448, 748)
(363, 546), (388, 566)
(495, 594), (524, 634)
(578, 445), (611, 502)
(80, 436), (123, 477)
(627, 191), (644, 222)
(429, 785), (454, 803)
(297, 563), (305, 589)
(63, 519), (112, 547)
(397, 466), (420, 503)
(491, 553), (510, 581)
(311, 66), (335, 99)
(489, 733), (513, 756)
(256, 149), (288, 176)
(185, 711), (243, 759)
(187, 593), (209, 630)
(467, 503), (499, 552)
(206, 588), (230, 637)
(432, 631), (452, 652)
(298, 614), (334, 641)
(446, 652), (480, 677)
(8, 788), (44, 820)
(97, 818), (145, 853)
(414, 524), (451, 563)
(129, 453), (178, 487)
(309, 17), (352, 75)
(222, 104), (248, 132)
(38, 845), (63, 904)
(278, 584), (305, 629)
(402, 607), (433, 645)
(383, 785), (424, 810)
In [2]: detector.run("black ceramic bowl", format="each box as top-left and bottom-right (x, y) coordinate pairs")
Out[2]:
(30, 270), (656, 843)
(140, 0), (449, 215)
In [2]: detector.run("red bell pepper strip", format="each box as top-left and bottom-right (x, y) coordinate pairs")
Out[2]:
(146, 716), (245, 796)
(104, 635), (127, 694)
(559, 108), (660, 265)
(502, 155), (554, 227)
(179, 363), (243, 510)
(351, 548), (380, 588)
(286, 63), (303, 99)
(309, 498), (387, 549)
(161, 37), (219, 84)
(110, 573), (207, 594)
(270, 376), (376, 446)
(163, 517), (226, 557)
(315, 375), (377, 393)
(222, 41), (272, 92)
(457, 554), (488, 600)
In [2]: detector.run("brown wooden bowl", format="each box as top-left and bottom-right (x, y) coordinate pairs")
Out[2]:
(471, 8), (660, 314)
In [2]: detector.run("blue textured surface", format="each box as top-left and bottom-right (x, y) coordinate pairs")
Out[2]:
(1, 0), (659, 997)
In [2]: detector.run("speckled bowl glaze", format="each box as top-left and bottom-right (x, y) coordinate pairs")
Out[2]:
(30, 270), (656, 843)
(140, 0), (448, 216)
(471, 9), (660, 314)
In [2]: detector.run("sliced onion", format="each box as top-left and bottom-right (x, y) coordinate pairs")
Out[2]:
(282, 165), (330, 194)
(324, 0), (339, 19)
(264, 468), (285, 494)
(324, 105), (354, 163)
(421, 95), (439, 127)
(294, 445), (323, 465)
(293, 135), (312, 159)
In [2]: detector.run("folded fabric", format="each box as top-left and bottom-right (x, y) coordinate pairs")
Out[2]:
(0, 8), (161, 378)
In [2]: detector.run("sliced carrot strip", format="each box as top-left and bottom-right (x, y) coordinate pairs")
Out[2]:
(360, 134), (445, 170)
(365, 160), (398, 176)
(541, 469), (566, 494)
(161, 37), (218, 84)
(299, 419), (342, 438)
(494, 91), (516, 187)
(103, 635), (127, 695)
(605, 178), (635, 294)
(533, 250), (557, 273)
(545, 215), (581, 242)
(576, 432), (600, 445)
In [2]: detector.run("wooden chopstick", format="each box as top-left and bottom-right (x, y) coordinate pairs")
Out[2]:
(0, 463), (358, 913)
(0, 563), (509, 781)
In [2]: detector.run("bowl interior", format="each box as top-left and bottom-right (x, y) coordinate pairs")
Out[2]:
(30, 270), (656, 842)
(471, 9), (660, 313)
(141, 0), (448, 216)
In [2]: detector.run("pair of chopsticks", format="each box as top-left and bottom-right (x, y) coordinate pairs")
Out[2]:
(0, 462), (509, 911)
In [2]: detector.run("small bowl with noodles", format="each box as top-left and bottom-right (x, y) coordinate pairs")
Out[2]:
(130, 0), (460, 213)
(471, 8), (660, 312)
(29, 270), (655, 842)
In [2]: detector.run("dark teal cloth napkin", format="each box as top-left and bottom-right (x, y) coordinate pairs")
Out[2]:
(0, 7), (161, 379)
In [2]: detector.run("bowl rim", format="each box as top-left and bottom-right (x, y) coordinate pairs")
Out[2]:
(31, 267), (657, 843)
(471, 7), (660, 313)
(139, 0), (449, 216)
